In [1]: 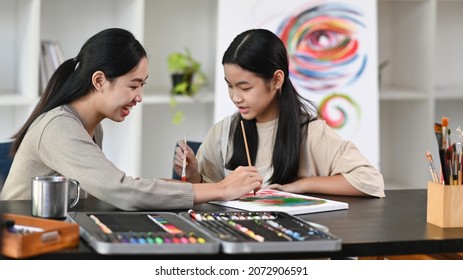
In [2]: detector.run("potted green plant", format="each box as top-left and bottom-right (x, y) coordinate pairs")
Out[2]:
(167, 48), (206, 96)
(167, 48), (206, 124)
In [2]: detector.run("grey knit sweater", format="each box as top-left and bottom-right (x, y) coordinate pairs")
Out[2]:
(0, 105), (194, 210)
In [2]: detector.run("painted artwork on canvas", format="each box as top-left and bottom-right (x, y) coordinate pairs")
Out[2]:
(210, 189), (348, 215)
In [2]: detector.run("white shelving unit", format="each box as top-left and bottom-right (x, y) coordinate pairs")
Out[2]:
(3, 0), (461, 189)
(140, 0), (216, 178)
(378, 0), (463, 189)
(0, 0), (39, 144)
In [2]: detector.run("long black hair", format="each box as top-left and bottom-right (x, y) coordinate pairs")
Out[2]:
(11, 28), (147, 155)
(223, 29), (319, 184)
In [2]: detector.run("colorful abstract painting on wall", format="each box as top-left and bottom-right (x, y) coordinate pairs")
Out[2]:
(319, 93), (361, 131)
(277, 2), (366, 92)
(275, 2), (366, 135)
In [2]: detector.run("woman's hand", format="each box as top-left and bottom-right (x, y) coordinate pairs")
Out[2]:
(192, 166), (262, 204)
(173, 139), (201, 183)
(217, 166), (262, 201)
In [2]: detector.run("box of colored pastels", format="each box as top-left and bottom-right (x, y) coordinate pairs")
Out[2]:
(180, 210), (341, 254)
(66, 212), (219, 255)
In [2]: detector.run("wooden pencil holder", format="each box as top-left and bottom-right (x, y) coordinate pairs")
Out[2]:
(427, 181), (463, 228)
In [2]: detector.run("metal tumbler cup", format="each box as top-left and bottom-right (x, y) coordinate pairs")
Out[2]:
(31, 176), (80, 218)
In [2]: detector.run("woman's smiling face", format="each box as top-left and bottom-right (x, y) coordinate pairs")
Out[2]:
(97, 57), (149, 122)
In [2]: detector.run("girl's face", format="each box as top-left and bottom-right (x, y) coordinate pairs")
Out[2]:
(97, 57), (149, 122)
(224, 64), (279, 123)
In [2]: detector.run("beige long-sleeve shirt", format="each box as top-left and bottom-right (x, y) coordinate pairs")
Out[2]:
(0, 105), (194, 210)
(197, 113), (385, 198)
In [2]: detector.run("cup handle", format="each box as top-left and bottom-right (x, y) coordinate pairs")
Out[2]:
(69, 179), (80, 208)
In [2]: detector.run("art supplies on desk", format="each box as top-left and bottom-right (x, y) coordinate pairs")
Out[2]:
(209, 189), (348, 215)
(180, 210), (341, 254)
(426, 117), (463, 228)
(432, 116), (463, 185)
(66, 212), (219, 255)
(1, 213), (79, 259)
(67, 210), (341, 255)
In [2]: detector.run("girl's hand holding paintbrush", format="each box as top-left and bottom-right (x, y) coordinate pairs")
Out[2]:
(174, 139), (201, 183)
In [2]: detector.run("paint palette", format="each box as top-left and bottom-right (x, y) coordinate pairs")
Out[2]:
(179, 210), (341, 254)
(66, 212), (219, 255)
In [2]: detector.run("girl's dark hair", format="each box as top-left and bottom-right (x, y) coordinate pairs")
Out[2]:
(223, 29), (319, 184)
(11, 28), (147, 155)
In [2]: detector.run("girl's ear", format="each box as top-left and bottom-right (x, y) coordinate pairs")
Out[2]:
(272, 69), (285, 90)
(92, 71), (106, 91)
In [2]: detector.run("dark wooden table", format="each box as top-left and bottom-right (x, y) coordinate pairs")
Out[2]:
(2, 189), (463, 259)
